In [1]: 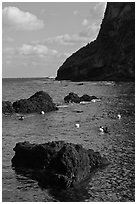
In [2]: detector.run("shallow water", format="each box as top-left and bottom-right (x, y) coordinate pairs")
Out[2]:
(2, 78), (135, 201)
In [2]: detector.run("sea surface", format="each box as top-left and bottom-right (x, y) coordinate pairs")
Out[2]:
(2, 78), (135, 202)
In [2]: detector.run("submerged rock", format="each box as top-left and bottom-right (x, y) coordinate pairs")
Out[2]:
(2, 101), (15, 114)
(12, 91), (58, 113)
(12, 141), (108, 188)
(64, 92), (98, 103)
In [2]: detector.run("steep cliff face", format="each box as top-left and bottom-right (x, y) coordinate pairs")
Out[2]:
(56, 2), (135, 81)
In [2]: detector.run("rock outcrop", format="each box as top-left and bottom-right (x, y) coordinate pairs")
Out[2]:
(64, 92), (81, 103)
(2, 101), (15, 114)
(64, 92), (98, 103)
(12, 91), (58, 113)
(12, 141), (108, 188)
(56, 2), (135, 81)
(2, 91), (58, 114)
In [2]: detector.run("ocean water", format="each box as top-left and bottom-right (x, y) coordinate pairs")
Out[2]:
(2, 78), (135, 202)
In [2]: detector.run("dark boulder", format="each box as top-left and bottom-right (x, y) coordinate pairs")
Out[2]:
(80, 94), (98, 102)
(64, 92), (81, 103)
(13, 91), (58, 113)
(2, 101), (15, 114)
(13, 99), (34, 114)
(12, 141), (108, 188)
(64, 92), (98, 103)
(77, 83), (84, 86)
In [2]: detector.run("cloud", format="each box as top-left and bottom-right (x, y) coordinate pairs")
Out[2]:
(80, 2), (106, 40)
(19, 44), (58, 58)
(44, 3), (106, 46)
(81, 2), (106, 29)
(20, 44), (48, 56)
(73, 10), (79, 15)
(3, 43), (58, 60)
(50, 49), (58, 55)
(89, 2), (106, 23)
(57, 34), (86, 45)
(2, 6), (44, 30)
(79, 23), (99, 39)
(44, 33), (88, 46)
(57, 52), (71, 59)
(82, 18), (89, 26)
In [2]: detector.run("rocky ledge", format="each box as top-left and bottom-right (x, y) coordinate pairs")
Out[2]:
(12, 141), (108, 188)
(56, 2), (135, 81)
(2, 91), (58, 114)
(64, 92), (98, 103)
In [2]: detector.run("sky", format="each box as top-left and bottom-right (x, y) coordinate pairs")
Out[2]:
(2, 2), (107, 78)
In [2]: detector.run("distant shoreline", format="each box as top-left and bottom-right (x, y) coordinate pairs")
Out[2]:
(2, 77), (55, 80)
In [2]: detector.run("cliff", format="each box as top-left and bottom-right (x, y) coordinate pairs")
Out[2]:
(56, 2), (135, 81)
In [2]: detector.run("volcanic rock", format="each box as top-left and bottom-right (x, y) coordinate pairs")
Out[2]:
(2, 101), (15, 114)
(64, 92), (98, 103)
(64, 92), (81, 103)
(12, 91), (58, 113)
(12, 141), (108, 188)
(56, 2), (135, 81)
(80, 94), (98, 102)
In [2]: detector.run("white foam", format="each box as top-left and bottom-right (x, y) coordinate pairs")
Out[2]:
(80, 101), (91, 104)
(75, 123), (80, 128)
(57, 105), (68, 108)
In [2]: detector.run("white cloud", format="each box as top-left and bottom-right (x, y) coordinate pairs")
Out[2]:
(43, 3), (106, 46)
(82, 18), (89, 26)
(51, 49), (58, 55)
(79, 23), (99, 39)
(19, 44), (58, 57)
(93, 2), (107, 13)
(44, 33), (88, 46)
(89, 2), (106, 22)
(57, 52), (71, 59)
(2, 6), (44, 30)
(3, 43), (58, 59)
(19, 44), (48, 56)
(80, 2), (107, 40)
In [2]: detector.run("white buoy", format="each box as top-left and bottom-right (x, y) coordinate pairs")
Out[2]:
(99, 126), (104, 133)
(75, 123), (80, 128)
(99, 126), (108, 133)
(91, 99), (101, 103)
(117, 114), (121, 119)
(19, 115), (24, 120)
